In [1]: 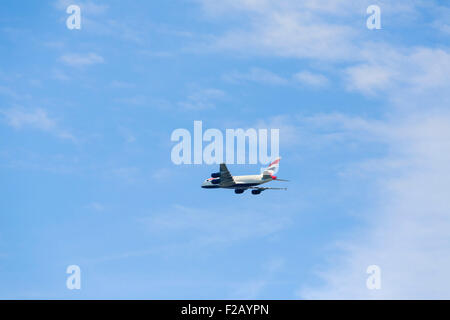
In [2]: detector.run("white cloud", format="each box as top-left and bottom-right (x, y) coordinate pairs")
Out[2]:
(1, 107), (75, 141)
(435, 23), (450, 35)
(196, 0), (448, 101)
(232, 280), (267, 299)
(2, 108), (55, 130)
(110, 80), (135, 89)
(141, 204), (291, 245)
(345, 64), (394, 95)
(60, 53), (104, 67)
(54, 1), (149, 45)
(345, 47), (450, 98)
(209, 13), (356, 61)
(0, 84), (32, 101)
(111, 166), (141, 184)
(293, 71), (328, 87)
(115, 95), (147, 106)
(223, 68), (329, 88)
(178, 88), (226, 110)
(198, 0), (367, 21)
(88, 202), (292, 264)
(0, 85), (21, 100)
(431, 4), (450, 35)
(252, 109), (450, 299)
(43, 41), (65, 49)
(151, 168), (173, 182)
(55, 0), (108, 15)
(196, 0), (377, 60)
(118, 126), (136, 143)
(231, 257), (285, 298)
(196, 0), (431, 62)
(51, 69), (70, 81)
(223, 67), (288, 85)
(282, 112), (450, 299)
(87, 202), (105, 212)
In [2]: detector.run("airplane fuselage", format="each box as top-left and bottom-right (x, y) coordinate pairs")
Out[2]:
(201, 175), (272, 189)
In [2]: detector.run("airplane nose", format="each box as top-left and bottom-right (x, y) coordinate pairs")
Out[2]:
(201, 179), (213, 188)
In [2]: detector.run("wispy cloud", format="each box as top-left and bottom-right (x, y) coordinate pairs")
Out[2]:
(253, 108), (450, 299)
(51, 69), (70, 81)
(293, 71), (329, 87)
(54, 1), (149, 45)
(110, 80), (135, 89)
(345, 47), (450, 99)
(87, 202), (293, 265)
(1, 107), (75, 141)
(118, 126), (136, 143)
(296, 113), (450, 299)
(140, 204), (291, 246)
(60, 52), (104, 67)
(55, 0), (109, 15)
(430, 4), (450, 35)
(196, 0), (365, 60)
(111, 166), (141, 184)
(86, 202), (105, 212)
(178, 88), (226, 110)
(232, 257), (285, 299)
(115, 95), (147, 106)
(223, 67), (329, 88)
(0, 85), (31, 100)
(223, 67), (288, 85)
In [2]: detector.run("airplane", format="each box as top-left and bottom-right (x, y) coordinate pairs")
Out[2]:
(201, 157), (288, 194)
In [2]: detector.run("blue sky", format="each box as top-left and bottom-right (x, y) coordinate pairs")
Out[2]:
(1, 0), (450, 299)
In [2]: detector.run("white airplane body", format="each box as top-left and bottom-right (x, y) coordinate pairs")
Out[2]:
(201, 157), (288, 194)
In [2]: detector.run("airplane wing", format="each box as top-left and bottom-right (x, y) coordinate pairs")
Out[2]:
(219, 163), (235, 187)
(248, 187), (287, 191)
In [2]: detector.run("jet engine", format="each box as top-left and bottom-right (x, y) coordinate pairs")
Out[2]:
(211, 178), (221, 184)
(211, 172), (220, 178)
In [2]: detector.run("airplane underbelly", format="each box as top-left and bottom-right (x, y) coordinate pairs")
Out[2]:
(234, 175), (263, 186)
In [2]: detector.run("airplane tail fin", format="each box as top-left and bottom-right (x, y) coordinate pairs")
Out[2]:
(262, 157), (281, 177)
